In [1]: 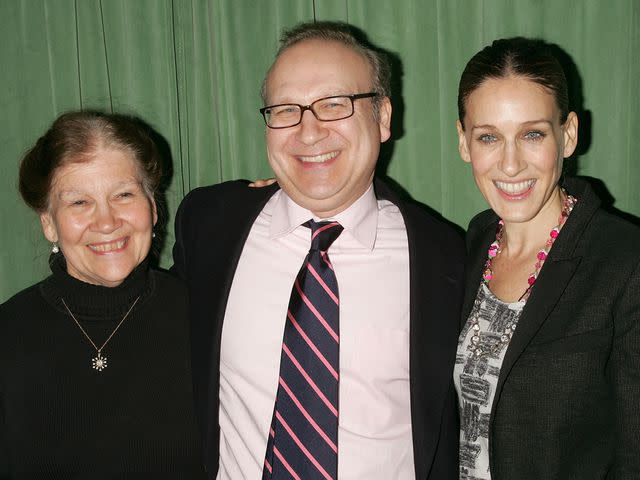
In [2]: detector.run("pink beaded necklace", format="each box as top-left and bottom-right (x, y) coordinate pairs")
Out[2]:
(482, 191), (577, 302)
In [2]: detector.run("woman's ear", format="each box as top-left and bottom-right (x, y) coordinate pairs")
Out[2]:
(456, 120), (471, 163)
(150, 198), (158, 226)
(562, 111), (579, 158)
(40, 212), (58, 243)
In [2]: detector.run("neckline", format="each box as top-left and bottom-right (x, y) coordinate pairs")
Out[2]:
(480, 283), (526, 309)
(40, 253), (152, 320)
(270, 184), (379, 250)
(482, 191), (577, 302)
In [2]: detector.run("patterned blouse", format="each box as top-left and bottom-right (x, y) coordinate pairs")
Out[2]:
(454, 283), (525, 480)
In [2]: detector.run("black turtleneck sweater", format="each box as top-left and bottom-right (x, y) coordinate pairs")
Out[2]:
(0, 256), (205, 478)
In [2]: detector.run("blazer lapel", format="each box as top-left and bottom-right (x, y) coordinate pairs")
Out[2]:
(210, 183), (281, 340)
(492, 177), (598, 410)
(495, 256), (581, 395)
(211, 184), (279, 320)
(196, 181), (280, 472)
(462, 219), (497, 329)
(375, 179), (464, 478)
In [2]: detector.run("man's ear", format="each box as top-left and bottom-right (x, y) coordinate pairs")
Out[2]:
(378, 96), (392, 143)
(456, 120), (471, 163)
(40, 212), (58, 243)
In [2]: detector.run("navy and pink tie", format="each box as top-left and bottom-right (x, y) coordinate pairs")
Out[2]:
(262, 220), (343, 480)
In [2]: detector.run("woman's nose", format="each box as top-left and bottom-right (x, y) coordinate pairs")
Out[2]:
(499, 142), (527, 177)
(92, 204), (122, 233)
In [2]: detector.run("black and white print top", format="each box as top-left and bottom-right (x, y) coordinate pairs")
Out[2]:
(454, 283), (525, 480)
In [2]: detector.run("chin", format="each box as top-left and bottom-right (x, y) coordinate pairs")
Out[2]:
(494, 204), (542, 224)
(486, 189), (531, 217)
(97, 264), (138, 286)
(294, 188), (342, 210)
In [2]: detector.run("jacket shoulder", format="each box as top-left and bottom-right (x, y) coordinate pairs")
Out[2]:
(467, 209), (498, 233)
(178, 180), (251, 212)
(176, 180), (279, 220)
(374, 179), (466, 255)
(582, 208), (640, 258)
(403, 201), (465, 252)
(465, 209), (497, 246)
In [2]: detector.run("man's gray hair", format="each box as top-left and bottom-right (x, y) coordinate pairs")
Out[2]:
(261, 21), (391, 119)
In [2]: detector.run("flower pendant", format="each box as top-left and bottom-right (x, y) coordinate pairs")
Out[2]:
(92, 353), (108, 372)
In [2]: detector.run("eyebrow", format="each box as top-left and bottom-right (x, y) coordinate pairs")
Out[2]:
(268, 91), (353, 105)
(471, 119), (553, 130)
(56, 180), (141, 198)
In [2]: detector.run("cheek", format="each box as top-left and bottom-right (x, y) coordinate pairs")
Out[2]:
(54, 215), (86, 243)
(131, 205), (155, 233)
(536, 145), (563, 172)
(345, 126), (379, 169)
(469, 154), (494, 177)
(266, 132), (287, 157)
(469, 162), (497, 199)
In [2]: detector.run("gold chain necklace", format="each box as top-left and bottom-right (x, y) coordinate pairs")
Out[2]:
(61, 296), (140, 372)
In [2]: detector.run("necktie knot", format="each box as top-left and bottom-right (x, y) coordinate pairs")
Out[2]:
(306, 220), (344, 252)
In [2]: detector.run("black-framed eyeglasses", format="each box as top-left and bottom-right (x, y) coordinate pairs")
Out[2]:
(259, 92), (378, 129)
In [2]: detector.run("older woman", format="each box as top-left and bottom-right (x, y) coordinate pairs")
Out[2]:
(454, 38), (640, 479)
(0, 111), (204, 476)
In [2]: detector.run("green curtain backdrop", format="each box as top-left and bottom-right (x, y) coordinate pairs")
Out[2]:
(1, 0), (639, 300)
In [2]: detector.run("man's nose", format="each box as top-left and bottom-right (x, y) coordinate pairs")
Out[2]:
(295, 109), (330, 145)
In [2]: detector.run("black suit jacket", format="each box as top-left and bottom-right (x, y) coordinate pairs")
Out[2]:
(172, 178), (465, 479)
(461, 178), (640, 479)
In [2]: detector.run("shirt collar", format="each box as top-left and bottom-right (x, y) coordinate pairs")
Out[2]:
(269, 184), (378, 250)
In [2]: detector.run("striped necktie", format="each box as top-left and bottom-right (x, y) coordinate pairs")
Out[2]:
(263, 220), (343, 480)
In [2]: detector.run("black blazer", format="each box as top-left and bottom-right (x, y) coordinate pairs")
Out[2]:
(461, 178), (640, 479)
(172, 178), (465, 479)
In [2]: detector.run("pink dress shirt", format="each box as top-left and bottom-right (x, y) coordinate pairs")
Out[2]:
(217, 185), (413, 479)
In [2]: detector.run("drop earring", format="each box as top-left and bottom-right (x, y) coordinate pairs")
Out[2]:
(51, 242), (59, 254)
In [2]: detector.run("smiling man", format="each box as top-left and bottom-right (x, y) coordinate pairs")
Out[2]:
(173, 21), (465, 480)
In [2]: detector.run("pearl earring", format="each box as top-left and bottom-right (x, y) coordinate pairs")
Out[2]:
(51, 242), (59, 254)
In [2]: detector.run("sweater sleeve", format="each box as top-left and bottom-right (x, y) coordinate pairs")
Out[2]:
(611, 257), (640, 478)
(0, 390), (7, 479)
(0, 302), (9, 478)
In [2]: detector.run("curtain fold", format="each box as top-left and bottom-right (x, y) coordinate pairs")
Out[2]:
(1, 0), (638, 300)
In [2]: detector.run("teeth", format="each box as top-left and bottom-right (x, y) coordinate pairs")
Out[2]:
(495, 179), (535, 194)
(89, 239), (126, 252)
(299, 151), (338, 163)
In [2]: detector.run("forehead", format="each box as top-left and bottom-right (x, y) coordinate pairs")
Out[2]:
(465, 76), (559, 124)
(52, 148), (140, 189)
(266, 39), (372, 103)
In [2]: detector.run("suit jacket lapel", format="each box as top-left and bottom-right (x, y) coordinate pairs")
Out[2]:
(200, 182), (280, 467)
(495, 256), (581, 395)
(461, 217), (497, 329)
(211, 183), (281, 340)
(212, 184), (279, 328)
(375, 179), (464, 478)
(488, 178), (598, 413)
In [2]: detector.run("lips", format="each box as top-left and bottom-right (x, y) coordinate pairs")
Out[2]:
(87, 237), (128, 254)
(494, 179), (536, 196)
(297, 150), (339, 164)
